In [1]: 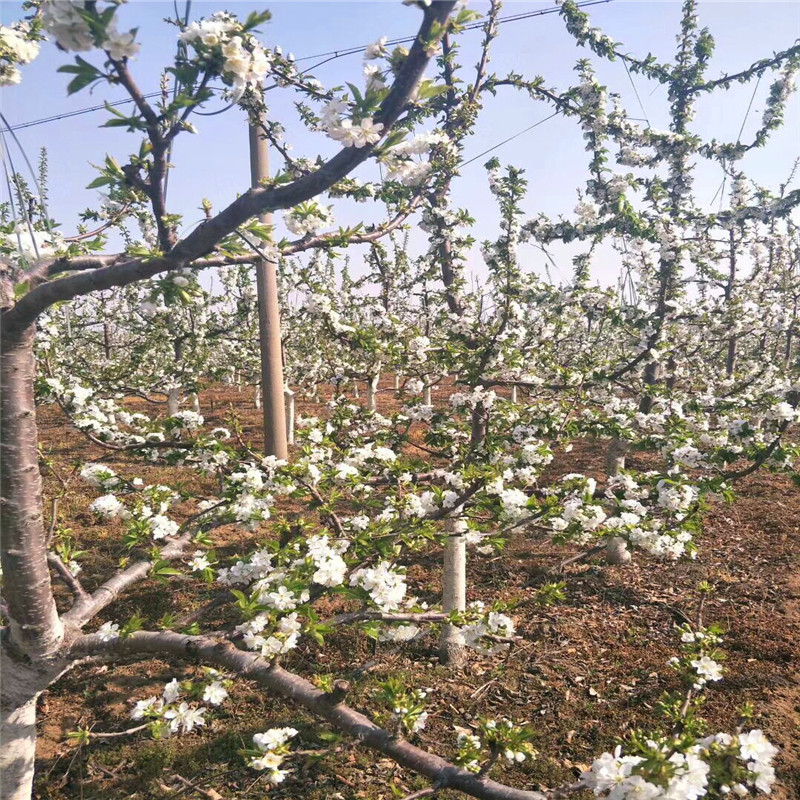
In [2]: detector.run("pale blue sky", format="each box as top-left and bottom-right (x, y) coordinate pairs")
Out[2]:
(2, 1), (799, 286)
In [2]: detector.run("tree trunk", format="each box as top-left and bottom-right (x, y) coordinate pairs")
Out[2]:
(254, 384), (262, 410)
(725, 227), (738, 378)
(605, 536), (631, 565)
(510, 385), (517, 404)
(605, 436), (630, 477)
(423, 380), (432, 406)
(0, 325), (63, 657)
(189, 392), (200, 413)
(284, 388), (295, 446)
(167, 387), (180, 416)
(0, 688), (39, 800)
(0, 647), (65, 800)
(394, 374), (400, 391)
(1, 325), (67, 798)
(439, 520), (466, 668)
(366, 373), (380, 413)
(353, 383), (360, 399)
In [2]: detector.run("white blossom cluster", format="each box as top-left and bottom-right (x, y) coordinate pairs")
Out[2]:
(0, 21), (40, 86)
(179, 12), (271, 101)
(248, 726), (298, 783)
(285, 200), (335, 237)
(42, 1), (139, 60)
(129, 674), (228, 737)
(582, 730), (778, 799)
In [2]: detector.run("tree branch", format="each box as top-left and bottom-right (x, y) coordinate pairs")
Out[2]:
(71, 629), (584, 800)
(2, 2), (457, 337)
(47, 553), (89, 603)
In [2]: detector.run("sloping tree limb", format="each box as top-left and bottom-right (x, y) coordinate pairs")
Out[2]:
(2, 2), (456, 337)
(71, 629), (583, 800)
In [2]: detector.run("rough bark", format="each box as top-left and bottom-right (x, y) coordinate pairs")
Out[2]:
(0, 694), (38, 800)
(0, 326), (63, 658)
(1, 327), (69, 797)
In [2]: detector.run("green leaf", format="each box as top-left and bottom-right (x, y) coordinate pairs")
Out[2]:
(58, 56), (103, 95)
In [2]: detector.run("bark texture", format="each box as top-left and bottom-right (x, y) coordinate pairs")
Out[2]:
(0, 326), (63, 657)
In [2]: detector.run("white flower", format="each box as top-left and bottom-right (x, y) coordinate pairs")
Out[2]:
(738, 729), (778, 765)
(103, 28), (140, 60)
(250, 751), (283, 770)
(42, 1), (94, 52)
(328, 117), (385, 148)
(253, 727), (298, 751)
(0, 25), (40, 65)
(96, 621), (120, 642)
(188, 551), (211, 572)
(202, 681), (229, 706)
(90, 493), (124, 518)
(80, 463), (119, 490)
(131, 696), (164, 720)
(691, 656), (723, 683)
(164, 702), (206, 733)
(147, 514), (180, 540)
(364, 36), (387, 60)
(163, 678), (182, 704)
(350, 561), (407, 611)
(0, 63), (21, 86)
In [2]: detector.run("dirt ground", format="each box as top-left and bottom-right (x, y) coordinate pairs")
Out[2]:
(31, 380), (800, 800)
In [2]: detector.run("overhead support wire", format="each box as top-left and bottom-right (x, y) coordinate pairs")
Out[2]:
(0, 0), (614, 133)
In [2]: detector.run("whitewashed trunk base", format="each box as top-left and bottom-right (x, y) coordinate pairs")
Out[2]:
(0, 694), (38, 800)
(167, 388), (180, 416)
(367, 374), (380, 413)
(439, 523), (466, 668)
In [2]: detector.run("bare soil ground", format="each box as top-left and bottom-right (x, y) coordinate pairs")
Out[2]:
(32, 381), (800, 800)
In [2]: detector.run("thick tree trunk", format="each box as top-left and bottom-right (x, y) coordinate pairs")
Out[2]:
(0, 325), (63, 657)
(167, 387), (180, 416)
(439, 520), (467, 668)
(0, 648), (64, 800)
(1, 325), (67, 798)
(0, 687), (39, 800)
